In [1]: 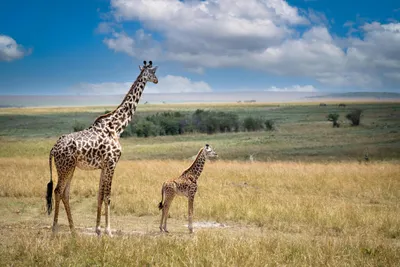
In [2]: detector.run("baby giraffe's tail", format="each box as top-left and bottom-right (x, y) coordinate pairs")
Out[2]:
(158, 183), (166, 210)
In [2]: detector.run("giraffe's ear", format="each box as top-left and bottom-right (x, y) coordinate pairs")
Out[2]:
(151, 66), (158, 73)
(139, 65), (144, 71)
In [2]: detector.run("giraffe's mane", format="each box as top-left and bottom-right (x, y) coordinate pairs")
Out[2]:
(182, 147), (205, 175)
(93, 69), (145, 125)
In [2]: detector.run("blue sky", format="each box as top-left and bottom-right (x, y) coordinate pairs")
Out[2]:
(0, 0), (399, 95)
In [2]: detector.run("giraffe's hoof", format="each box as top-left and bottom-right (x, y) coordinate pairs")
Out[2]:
(105, 228), (113, 237)
(52, 225), (59, 233)
(95, 227), (101, 236)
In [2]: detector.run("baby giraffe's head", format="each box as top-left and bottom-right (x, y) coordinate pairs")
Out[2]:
(204, 144), (218, 159)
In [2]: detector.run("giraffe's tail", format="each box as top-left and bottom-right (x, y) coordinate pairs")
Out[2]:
(158, 182), (166, 210)
(46, 149), (54, 215)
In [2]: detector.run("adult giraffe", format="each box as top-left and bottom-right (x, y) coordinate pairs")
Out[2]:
(46, 61), (158, 236)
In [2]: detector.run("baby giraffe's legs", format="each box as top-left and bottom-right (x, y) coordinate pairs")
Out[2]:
(188, 196), (194, 233)
(160, 194), (175, 233)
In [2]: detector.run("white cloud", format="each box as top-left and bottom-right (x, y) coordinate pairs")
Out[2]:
(384, 72), (400, 80)
(101, 0), (400, 90)
(0, 35), (31, 62)
(72, 81), (132, 95)
(147, 75), (212, 93)
(71, 75), (212, 95)
(103, 32), (135, 56)
(109, 0), (307, 54)
(186, 66), (205, 74)
(95, 22), (116, 34)
(103, 29), (162, 59)
(265, 85), (317, 92)
(307, 8), (329, 26)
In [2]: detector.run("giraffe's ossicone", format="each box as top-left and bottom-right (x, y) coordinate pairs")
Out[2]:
(46, 61), (159, 236)
(158, 144), (218, 233)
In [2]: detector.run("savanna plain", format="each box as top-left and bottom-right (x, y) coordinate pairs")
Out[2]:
(0, 101), (399, 266)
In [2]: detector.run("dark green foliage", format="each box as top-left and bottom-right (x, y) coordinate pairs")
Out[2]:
(118, 109), (257, 137)
(73, 121), (86, 132)
(243, 117), (264, 131)
(192, 109), (239, 134)
(133, 120), (161, 137)
(120, 123), (135, 138)
(327, 113), (340, 128)
(346, 109), (362, 126)
(104, 110), (112, 114)
(147, 112), (186, 135)
(264, 120), (275, 131)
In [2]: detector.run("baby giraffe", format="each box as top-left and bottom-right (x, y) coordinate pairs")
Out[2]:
(158, 144), (218, 233)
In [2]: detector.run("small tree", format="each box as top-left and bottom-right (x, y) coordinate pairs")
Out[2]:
(346, 109), (362, 126)
(134, 120), (161, 137)
(327, 113), (340, 128)
(264, 120), (275, 131)
(72, 121), (86, 132)
(243, 117), (264, 131)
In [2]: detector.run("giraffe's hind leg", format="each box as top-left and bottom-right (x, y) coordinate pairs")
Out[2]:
(52, 169), (75, 233)
(62, 174), (76, 234)
(53, 154), (76, 234)
(161, 192), (175, 233)
(52, 185), (62, 233)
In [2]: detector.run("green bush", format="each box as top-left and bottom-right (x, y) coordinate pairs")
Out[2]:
(73, 121), (86, 132)
(243, 117), (264, 131)
(327, 113), (340, 128)
(120, 123), (135, 138)
(264, 120), (275, 131)
(192, 109), (239, 134)
(133, 120), (161, 137)
(147, 112), (186, 135)
(346, 109), (362, 126)
(119, 109), (267, 138)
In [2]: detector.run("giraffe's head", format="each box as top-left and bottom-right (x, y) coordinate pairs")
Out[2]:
(204, 144), (218, 159)
(139, 60), (158, 84)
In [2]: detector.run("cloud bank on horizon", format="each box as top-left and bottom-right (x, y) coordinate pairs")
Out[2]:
(1, 0), (399, 95)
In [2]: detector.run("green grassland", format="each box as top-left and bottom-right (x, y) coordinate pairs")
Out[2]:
(1, 102), (399, 161)
(0, 101), (399, 266)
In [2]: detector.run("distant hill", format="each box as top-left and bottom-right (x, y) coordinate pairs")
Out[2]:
(309, 92), (400, 99)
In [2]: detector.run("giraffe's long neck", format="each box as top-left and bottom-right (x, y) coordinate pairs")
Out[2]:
(92, 72), (147, 135)
(183, 148), (206, 182)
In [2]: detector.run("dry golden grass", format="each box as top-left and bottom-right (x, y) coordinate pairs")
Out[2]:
(0, 157), (399, 266)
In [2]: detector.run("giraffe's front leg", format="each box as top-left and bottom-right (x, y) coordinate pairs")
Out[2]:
(188, 195), (195, 234)
(95, 170), (106, 236)
(104, 196), (113, 237)
(103, 167), (115, 237)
